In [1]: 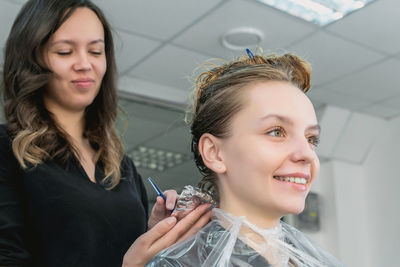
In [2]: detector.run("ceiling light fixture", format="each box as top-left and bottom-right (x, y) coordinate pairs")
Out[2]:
(129, 146), (191, 172)
(221, 27), (264, 51)
(256, 0), (376, 26)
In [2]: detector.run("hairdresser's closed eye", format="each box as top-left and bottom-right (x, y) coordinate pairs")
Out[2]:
(56, 51), (72, 56)
(89, 50), (103, 56)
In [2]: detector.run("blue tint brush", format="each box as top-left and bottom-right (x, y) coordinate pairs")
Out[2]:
(148, 177), (174, 213)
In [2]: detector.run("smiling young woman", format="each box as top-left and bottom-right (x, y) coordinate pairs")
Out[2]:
(147, 52), (343, 266)
(0, 1), (211, 266)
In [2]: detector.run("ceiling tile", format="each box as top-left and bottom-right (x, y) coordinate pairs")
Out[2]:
(307, 86), (372, 111)
(380, 95), (400, 108)
(326, 0), (400, 55)
(93, 0), (221, 40)
(118, 99), (186, 151)
(326, 58), (400, 101)
(114, 31), (161, 73)
(289, 31), (384, 86)
(119, 98), (185, 124)
(173, 0), (317, 59)
(359, 104), (400, 119)
(129, 45), (210, 91)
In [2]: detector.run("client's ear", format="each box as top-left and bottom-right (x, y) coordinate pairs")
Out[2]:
(198, 133), (226, 173)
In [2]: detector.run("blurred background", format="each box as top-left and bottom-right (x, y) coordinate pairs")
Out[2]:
(1, 0), (399, 266)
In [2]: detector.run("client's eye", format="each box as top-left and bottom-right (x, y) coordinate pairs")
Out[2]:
(307, 136), (320, 147)
(267, 127), (285, 137)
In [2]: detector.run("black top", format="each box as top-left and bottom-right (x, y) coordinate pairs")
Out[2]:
(0, 125), (148, 267)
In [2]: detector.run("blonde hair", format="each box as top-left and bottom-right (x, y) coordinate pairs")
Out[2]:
(189, 51), (311, 202)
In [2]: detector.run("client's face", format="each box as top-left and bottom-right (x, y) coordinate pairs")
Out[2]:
(219, 81), (320, 221)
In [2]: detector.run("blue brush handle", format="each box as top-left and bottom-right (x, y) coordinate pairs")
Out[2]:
(148, 177), (174, 213)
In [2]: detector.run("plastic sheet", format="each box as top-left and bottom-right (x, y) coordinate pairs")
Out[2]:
(147, 187), (344, 267)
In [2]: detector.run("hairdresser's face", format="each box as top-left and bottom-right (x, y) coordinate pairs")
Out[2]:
(43, 8), (106, 113)
(219, 81), (320, 220)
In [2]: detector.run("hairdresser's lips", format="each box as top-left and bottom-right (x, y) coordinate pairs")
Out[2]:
(71, 78), (95, 89)
(273, 172), (310, 192)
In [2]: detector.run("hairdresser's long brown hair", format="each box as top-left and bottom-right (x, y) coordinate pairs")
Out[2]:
(2, 0), (124, 189)
(189, 51), (312, 202)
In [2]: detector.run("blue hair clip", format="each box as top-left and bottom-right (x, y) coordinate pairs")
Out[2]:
(246, 48), (254, 59)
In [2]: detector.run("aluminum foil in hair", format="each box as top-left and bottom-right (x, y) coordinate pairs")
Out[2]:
(172, 185), (216, 218)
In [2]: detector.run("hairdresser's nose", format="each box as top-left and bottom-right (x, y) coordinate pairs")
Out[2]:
(290, 135), (317, 164)
(73, 51), (91, 72)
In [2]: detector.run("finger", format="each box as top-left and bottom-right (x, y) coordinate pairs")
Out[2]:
(172, 209), (191, 221)
(140, 216), (177, 248)
(163, 190), (178, 211)
(150, 203), (211, 253)
(151, 196), (166, 215)
(126, 216), (177, 265)
(177, 210), (212, 242)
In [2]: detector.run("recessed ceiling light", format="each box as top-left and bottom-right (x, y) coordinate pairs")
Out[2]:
(221, 27), (264, 51)
(256, 0), (376, 26)
(129, 146), (191, 172)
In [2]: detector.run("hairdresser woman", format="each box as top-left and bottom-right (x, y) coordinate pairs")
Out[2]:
(0, 0), (211, 266)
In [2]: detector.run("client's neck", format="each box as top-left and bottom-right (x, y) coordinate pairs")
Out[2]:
(219, 193), (282, 229)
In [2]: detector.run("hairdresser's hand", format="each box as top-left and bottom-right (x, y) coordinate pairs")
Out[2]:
(148, 190), (178, 229)
(122, 203), (212, 267)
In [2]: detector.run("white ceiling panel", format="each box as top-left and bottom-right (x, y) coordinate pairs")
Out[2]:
(326, 0), (400, 55)
(114, 31), (161, 74)
(129, 44), (210, 91)
(358, 103), (400, 120)
(118, 99), (187, 151)
(93, 0), (222, 41)
(119, 99), (184, 124)
(380, 95), (400, 109)
(307, 86), (372, 111)
(289, 31), (384, 86)
(326, 58), (400, 102)
(173, 0), (317, 59)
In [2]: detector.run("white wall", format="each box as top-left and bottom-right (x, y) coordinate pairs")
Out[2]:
(354, 116), (400, 267)
(306, 161), (339, 257)
(313, 107), (400, 267)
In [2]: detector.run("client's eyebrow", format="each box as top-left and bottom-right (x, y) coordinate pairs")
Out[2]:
(259, 114), (321, 133)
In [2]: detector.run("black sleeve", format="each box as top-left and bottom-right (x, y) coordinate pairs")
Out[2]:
(0, 126), (31, 266)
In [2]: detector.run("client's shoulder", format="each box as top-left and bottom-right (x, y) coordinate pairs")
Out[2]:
(146, 220), (219, 266)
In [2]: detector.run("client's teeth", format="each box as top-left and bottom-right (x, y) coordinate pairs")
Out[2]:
(274, 176), (307, 185)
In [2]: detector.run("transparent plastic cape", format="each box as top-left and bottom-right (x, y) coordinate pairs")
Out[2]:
(147, 186), (344, 267)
